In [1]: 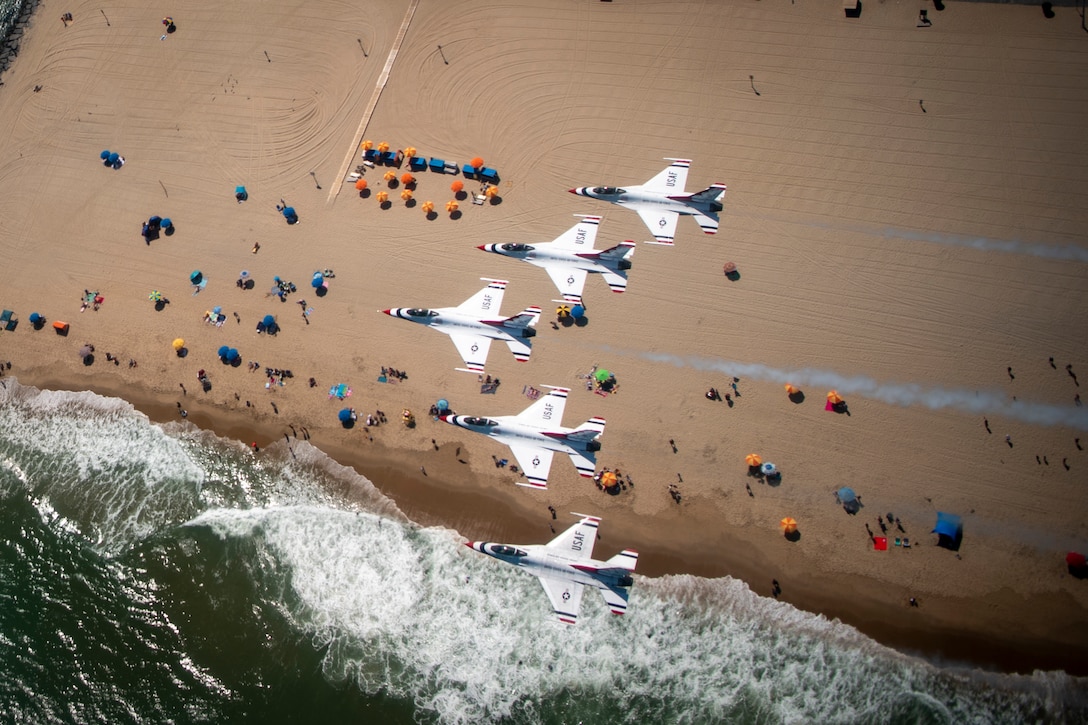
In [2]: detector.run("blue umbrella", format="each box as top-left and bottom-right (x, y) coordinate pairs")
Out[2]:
(29, 312), (42, 324)
(837, 487), (857, 503)
(262, 315), (275, 327)
(311, 276), (324, 289)
(226, 348), (240, 362)
(100, 150), (111, 159)
(338, 408), (354, 423)
(571, 305), (585, 318)
(108, 152), (119, 165)
(161, 218), (172, 229)
(190, 270), (203, 284)
(282, 206), (296, 217)
(436, 398), (449, 412)
(217, 345), (230, 358)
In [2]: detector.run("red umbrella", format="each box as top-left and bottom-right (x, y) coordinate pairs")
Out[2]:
(1067, 552), (1087, 568)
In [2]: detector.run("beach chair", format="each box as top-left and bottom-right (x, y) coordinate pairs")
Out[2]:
(409, 156), (427, 172)
(462, 164), (479, 180)
(1, 310), (16, 332)
(443, 162), (459, 174)
(479, 168), (499, 184)
(0, 310), (12, 325)
(429, 157), (445, 173)
(380, 151), (397, 166)
(472, 192), (486, 205)
(363, 149), (379, 162)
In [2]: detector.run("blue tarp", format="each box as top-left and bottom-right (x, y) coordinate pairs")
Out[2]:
(933, 512), (963, 550)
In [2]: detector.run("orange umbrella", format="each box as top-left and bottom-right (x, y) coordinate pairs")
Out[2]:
(377, 141), (390, 153)
(445, 200), (459, 213)
(484, 185), (499, 198)
(383, 170), (396, 183)
(401, 173), (415, 185)
(421, 200), (435, 213)
(780, 517), (798, 534)
(745, 453), (762, 467)
(376, 190), (389, 203)
(404, 146), (417, 158)
(470, 156), (484, 169)
(400, 188), (413, 201)
(784, 383), (798, 395)
(450, 180), (464, 193)
(827, 390), (843, 405)
(361, 139), (373, 151)
(601, 471), (618, 487)
(355, 178), (367, 191)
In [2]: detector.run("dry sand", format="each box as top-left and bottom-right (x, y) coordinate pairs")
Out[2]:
(1, 0), (1087, 673)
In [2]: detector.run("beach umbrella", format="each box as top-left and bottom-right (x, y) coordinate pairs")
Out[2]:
(595, 369), (611, 383)
(311, 275), (325, 289)
(445, 200), (458, 213)
(401, 173), (414, 185)
(218, 345), (230, 358)
(401, 189), (413, 201)
(421, 200), (435, 214)
(485, 185), (499, 198)
(383, 170), (396, 182)
(262, 314), (275, 327)
(404, 146), (417, 158)
(355, 178), (367, 191)
(161, 218), (172, 229)
(723, 261), (737, 275)
(837, 487), (857, 504)
(227, 348), (240, 362)
(450, 180), (464, 193)
(377, 141), (390, 153)
(172, 338), (185, 351)
(779, 517), (798, 534)
(436, 398), (449, 413)
(601, 471), (618, 488)
(190, 270), (203, 284)
(785, 383), (798, 395)
(556, 305), (570, 317)
(571, 304), (585, 318)
(29, 312), (42, 324)
(745, 453), (762, 467)
(108, 152), (119, 166)
(361, 139), (373, 151)
(827, 390), (843, 405)
(338, 408), (354, 423)
(100, 150), (111, 160)
(78, 344), (93, 359)
(761, 462), (778, 477)
(1067, 552), (1087, 568)
(149, 290), (163, 302)
(376, 190), (389, 204)
(470, 156), (484, 170)
(212, 306), (222, 316)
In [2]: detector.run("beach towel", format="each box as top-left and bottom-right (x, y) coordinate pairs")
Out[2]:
(873, 537), (888, 551)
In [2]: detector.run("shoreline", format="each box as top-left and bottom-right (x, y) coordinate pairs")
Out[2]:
(8, 369), (1087, 677)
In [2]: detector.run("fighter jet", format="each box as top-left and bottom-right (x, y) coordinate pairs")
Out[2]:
(381, 278), (540, 373)
(465, 513), (638, 624)
(477, 215), (635, 305)
(569, 158), (726, 246)
(441, 386), (604, 488)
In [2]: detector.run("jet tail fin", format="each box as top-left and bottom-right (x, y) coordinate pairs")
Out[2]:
(689, 183), (727, 205)
(502, 306), (542, 328)
(597, 241), (636, 262)
(566, 417), (606, 442)
(605, 549), (639, 572)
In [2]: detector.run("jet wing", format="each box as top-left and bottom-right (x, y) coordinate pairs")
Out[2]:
(538, 576), (585, 625)
(643, 158), (690, 194)
(550, 215), (601, 250)
(637, 209), (680, 245)
(546, 515), (599, 559)
(515, 387), (569, 427)
(510, 444), (554, 489)
(449, 333), (493, 373)
(456, 279), (507, 317)
(544, 266), (588, 304)
(599, 270), (628, 294)
(598, 585), (631, 616)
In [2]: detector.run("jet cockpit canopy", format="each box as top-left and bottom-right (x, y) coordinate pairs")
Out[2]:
(490, 545), (528, 557)
(592, 186), (624, 195)
(463, 416), (498, 427)
(404, 308), (438, 317)
(500, 243), (534, 253)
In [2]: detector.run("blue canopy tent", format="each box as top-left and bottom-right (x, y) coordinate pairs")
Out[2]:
(932, 512), (963, 551)
(235, 186), (248, 202)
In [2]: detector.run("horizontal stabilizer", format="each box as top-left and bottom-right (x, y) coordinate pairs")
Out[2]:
(606, 549), (639, 571)
(503, 306), (542, 328)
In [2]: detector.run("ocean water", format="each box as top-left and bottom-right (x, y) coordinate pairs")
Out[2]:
(0, 380), (1085, 724)
(0, 0), (25, 48)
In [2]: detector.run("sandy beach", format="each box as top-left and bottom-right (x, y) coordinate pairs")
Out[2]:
(2, 0), (1087, 675)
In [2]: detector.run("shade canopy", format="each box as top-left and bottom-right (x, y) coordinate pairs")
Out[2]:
(78, 345), (93, 358)
(601, 471), (618, 487)
(932, 512), (963, 550)
(421, 201), (435, 213)
(571, 305), (585, 318)
(376, 190), (389, 203)
(355, 178), (367, 190)
(436, 398), (449, 412)
(445, 200), (458, 212)
(785, 383), (798, 394)
(401, 173), (414, 185)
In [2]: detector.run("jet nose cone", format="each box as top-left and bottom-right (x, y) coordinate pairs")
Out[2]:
(438, 414), (449, 422)
(381, 309), (392, 315)
(464, 541), (476, 549)
(568, 188), (577, 194)
(476, 245), (486, 251)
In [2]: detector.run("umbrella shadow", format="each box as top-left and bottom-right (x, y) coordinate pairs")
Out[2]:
(164, 226), (175, 237)
(176, 348), (188, 358)
(315, 286), (328, 298)
(379, 200), (391, 210)
(788, 391), (805, 404)
(81, 354), (95, 366)
(405, 198), (417, 208)
(725, 270), (741, 282)
(488, 195), (503, 206)
(341, 418), (356, 429)
(766, 473), (782, 488)
(784, 530), (801, 543)
(454, 190), (467, 201)
(154, 299), (170, 312)
(426, 211), (438, 221)
(574, 316), (589, 327)
(359, 188), (371, 199)
(450, 210), (462, 220)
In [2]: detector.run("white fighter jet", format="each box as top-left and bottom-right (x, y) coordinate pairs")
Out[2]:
(465, 513), (638, 624)
(441, 386), (604, 488)
(476, 215), (635, 304)
(381, 278), (541, 373)
(569, 158), (726, 245)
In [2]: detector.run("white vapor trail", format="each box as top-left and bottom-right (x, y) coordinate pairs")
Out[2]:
(878, 227), (1088, 263)
(603, 348), (1088, 431)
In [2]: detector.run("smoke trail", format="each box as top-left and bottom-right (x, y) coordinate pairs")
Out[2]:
(878, 227), (1088, 263)
(602, 348), (1088, 431)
